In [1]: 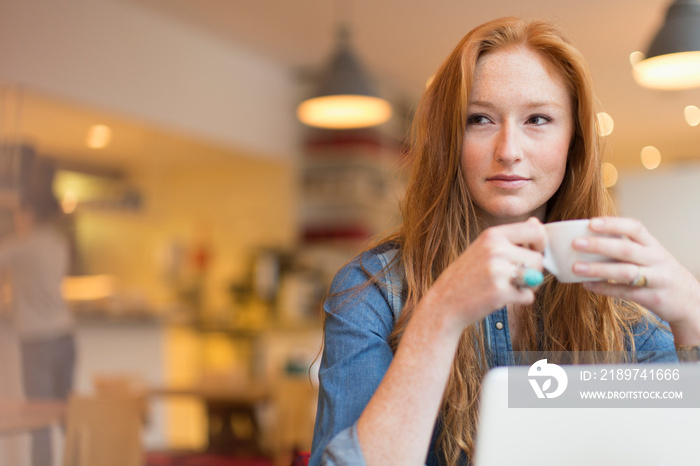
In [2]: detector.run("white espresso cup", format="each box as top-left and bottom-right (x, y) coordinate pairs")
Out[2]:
(543, 219), (617, 283)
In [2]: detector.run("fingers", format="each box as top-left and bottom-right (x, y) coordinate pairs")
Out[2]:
(572, 217), (665, 266)
(509, 249), (545, 271)
(571, 235), (645, 264)
(571, 217), (665, 289)
(511, 264), (545, 289)
(581, 279), (655, 301)
(479, 218), (545, 269)
(500, 262), (539, 305)
(491, 261), (539, 303)
(512, 285), (537, 305)
(499, 217), (548, 253)
(572, 261), (650, 286)
(446, 218), (546, 314)
(434, 242), (540, 324)
(480, 254), (542, 294)
(587, 217), (657, 248)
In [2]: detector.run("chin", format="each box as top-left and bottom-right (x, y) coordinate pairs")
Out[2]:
(480, 203), (545, 226)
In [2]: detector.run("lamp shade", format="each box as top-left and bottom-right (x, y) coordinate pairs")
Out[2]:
(633, 0), (700, 90)
(297, 27), (392, 129)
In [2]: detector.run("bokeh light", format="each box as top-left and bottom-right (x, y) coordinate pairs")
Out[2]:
(640, 146), (661, 170)
(602, 162), (618, 188)
(684, 105), (700, 126)
(596, 112), (614, 137)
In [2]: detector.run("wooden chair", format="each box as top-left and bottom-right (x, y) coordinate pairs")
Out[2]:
(92, 373), (150, 423)
(271, 376), (317, 466)
(93, 373), (145, 395)
(62, 395), (144, 466)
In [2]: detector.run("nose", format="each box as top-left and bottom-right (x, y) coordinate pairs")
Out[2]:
(494, 122), (523, 164)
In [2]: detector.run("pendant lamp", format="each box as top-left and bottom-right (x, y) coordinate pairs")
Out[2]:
(297, 24), (392, 129)
(633, 0), (700, 90)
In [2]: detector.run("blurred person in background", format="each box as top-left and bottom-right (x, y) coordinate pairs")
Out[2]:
(0, 159), (75, 466)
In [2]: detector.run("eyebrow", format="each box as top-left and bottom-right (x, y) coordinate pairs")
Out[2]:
(467, 100), (567, 110)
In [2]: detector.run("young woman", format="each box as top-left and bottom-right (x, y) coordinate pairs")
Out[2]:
(309, 17), (700, 466)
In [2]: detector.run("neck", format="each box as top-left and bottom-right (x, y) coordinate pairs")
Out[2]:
(476, 206), (547, 230)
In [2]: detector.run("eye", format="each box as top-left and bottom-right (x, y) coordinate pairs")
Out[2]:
(466, 114), (492, 125)
(526, 114), (551, 125)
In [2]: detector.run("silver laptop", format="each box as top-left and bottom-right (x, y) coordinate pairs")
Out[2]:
(474, 362), (700, 466)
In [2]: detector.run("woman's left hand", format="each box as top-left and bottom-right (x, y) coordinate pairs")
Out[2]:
(571, 216), (700, 345)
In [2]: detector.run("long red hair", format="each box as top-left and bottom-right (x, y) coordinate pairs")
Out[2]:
(389, 17), (646, 464)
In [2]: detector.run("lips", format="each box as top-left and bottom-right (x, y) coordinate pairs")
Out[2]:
(486, 174), (530, 188)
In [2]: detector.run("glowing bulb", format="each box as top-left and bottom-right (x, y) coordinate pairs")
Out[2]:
(297, 95), (392, 129)
(640, 146), (661, 170)
(633, 52), (700, 90)
(684, 105), (700, 126)
(596, 112), (614, 137)
(602, 162), (618, 188)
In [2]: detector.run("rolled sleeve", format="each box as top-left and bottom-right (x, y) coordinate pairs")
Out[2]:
(309, 248), (399, 466)
(319, 423), (365, 466)
(633, 316), (678, 363)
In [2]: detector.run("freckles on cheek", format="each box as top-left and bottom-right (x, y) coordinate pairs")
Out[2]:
(461, 140), (484, 169)
(547, 155), (569, 188)
(546, 140), (570, 169)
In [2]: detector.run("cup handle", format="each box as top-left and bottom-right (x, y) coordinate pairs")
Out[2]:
(542, 246), (558, 275)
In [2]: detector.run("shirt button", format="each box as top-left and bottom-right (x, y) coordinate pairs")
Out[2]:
(495, 321), (504, 330)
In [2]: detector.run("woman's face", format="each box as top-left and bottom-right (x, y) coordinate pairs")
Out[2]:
(461, 46), (574, 227)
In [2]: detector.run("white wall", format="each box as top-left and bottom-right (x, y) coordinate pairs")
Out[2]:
(0, 0), (299, 160)
(615, 163), (700, 278)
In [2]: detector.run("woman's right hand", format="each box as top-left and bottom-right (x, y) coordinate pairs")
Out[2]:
(357, 221), (545, 466)
(423, 217), (547, 331)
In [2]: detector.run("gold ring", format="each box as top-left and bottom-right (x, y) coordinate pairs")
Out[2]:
(628, 266), (648, 287)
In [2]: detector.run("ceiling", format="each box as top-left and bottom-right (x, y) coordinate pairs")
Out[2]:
(12, 0), (700, 172)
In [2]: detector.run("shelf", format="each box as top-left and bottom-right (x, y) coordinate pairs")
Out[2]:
(298, 128), (405, 250)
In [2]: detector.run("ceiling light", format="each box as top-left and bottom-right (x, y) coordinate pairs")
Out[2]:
(641, 146), (662, 169)
(297, 25), (392, 129)
(633, 0), (700, 90)
(596, 112), (615, 136)
(602, 162), (618, 188)
(684, 105), (700, 125)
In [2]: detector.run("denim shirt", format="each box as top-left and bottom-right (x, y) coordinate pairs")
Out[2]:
(309, 244), (677, 466)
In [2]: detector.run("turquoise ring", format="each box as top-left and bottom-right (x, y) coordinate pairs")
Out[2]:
(512, 265), (544, 289)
